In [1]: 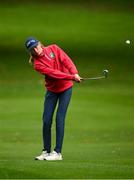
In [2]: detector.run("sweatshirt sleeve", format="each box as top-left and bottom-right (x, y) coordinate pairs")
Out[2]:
(34, 61), (75, 80)
(55, 45), (78, 75)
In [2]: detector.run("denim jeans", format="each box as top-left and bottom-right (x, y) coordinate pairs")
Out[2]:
(42, 87), (72, 153)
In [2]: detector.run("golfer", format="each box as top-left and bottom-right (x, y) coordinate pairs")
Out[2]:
(25, 37), (81, 161)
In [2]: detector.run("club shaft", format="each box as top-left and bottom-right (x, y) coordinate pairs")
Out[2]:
(82, 76), (106, 80)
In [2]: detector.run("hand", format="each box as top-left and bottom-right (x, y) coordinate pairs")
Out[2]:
(74, 74), (82, 83)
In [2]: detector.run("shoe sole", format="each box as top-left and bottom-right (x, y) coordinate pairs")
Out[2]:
(44, 158), (63, 161)
(35, 158), (45, 160)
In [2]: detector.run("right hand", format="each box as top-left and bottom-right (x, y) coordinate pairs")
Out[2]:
(74, 74), (82, 83)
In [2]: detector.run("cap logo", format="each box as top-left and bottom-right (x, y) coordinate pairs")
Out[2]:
(27, 40), (36, 47)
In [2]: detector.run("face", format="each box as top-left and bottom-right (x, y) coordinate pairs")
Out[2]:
(31, 43), (43, 56)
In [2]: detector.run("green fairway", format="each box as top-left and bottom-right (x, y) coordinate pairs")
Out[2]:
(0, 2), (134, 179)
(0, 86), (134, 178)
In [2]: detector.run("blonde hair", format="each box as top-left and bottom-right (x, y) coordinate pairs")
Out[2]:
(29, 53), (34, 65)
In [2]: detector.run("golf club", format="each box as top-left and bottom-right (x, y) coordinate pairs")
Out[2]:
(82, 69), (109, 80)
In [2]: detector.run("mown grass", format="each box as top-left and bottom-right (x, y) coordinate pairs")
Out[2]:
(0, 2), (134, 179)
(0, 85), (134, 178)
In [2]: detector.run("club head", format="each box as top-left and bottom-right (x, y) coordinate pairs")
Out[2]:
(103, 69), (109, 78)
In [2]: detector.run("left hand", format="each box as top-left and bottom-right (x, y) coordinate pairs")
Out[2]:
(74, 74), (82, 83)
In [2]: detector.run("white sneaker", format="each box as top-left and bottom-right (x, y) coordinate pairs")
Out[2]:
(45, 151), (63, 161)
(35, 151), (49, 160)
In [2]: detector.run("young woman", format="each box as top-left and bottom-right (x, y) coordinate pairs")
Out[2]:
(25, 37), (81, 161)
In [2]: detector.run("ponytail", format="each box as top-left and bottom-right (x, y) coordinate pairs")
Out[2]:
(29, 53), (34, 65)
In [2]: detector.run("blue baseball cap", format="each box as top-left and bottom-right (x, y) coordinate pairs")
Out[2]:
(25, 37), (39, 51)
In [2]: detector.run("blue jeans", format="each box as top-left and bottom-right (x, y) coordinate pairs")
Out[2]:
(42, 87), (72, 153)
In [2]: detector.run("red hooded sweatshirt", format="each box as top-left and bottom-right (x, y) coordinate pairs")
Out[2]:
(34, 44), (78, 93)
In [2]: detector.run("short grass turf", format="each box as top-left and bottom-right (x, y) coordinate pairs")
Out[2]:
(0, 2), (134, 179)
(0, 84), (134, 179)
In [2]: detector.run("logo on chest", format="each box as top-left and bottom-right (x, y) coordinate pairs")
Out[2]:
(45, 52), (55, 61)
(50, 52), (55, 59)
